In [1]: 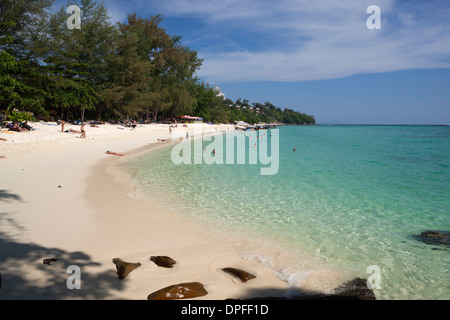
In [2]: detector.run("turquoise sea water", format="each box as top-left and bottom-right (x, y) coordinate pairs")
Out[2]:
(127, 125), (450, 300)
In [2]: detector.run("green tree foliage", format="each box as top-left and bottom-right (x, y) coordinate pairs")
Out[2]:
(43, 0), (118, 121)
(195, 87), (316, 125)
(101, 18), (154, 119)
(0, 21), (47, 116)
(0, 0), (316, 125)
(0, 0), (55, 59)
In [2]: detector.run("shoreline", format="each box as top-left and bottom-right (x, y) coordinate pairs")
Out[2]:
(0, 121), (368, 300)
(97, 130), (357, 299)
(84, 143), (291, 299)
(2, 122), (447, 300)
(0, 122), (290, 299)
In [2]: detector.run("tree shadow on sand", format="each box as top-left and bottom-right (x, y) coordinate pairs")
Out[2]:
(234, 278), (377, 300)
(0, 215), (125, 300)
(0, 190), (23, 203)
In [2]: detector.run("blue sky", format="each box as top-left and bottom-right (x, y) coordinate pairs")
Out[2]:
(57, 0), (450, 124)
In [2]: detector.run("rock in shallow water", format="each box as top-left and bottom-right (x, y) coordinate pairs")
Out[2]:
(334, 277), (377, 300)
(222, 267), (256, 283)
(112, 258), (141, 279)
(147, 282), (208, 300)
(150, 256), (177, 268)
(413, 230), (450, 247)
(245, 278), (377, 300)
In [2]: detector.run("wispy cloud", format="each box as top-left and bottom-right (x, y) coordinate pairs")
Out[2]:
(53, 0), (129, 23)
(105, 1), (128, 24)
(143, 0), (450, 82)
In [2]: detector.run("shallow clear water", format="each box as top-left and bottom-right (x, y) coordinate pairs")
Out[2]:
(127, 125), (450, 299)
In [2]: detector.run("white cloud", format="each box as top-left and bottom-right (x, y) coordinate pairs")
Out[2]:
(198, 24), (450, 82)
(151, 0), (269, 20)
(117, 0), (450, 82)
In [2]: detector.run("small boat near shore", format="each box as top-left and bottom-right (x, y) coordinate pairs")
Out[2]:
(234, 121), (250, 131)
(234, 121), (278, 131)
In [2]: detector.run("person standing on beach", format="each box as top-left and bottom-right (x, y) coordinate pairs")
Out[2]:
(61, 120), (65, 132)
(80, 124), (86, 138)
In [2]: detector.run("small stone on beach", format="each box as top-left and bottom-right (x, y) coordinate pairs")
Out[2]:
(112, 258), (141, 279)
(150, 256), (177, 268)
(222, 267), (256, 283)
(43, 258), (58, 265)
(147, 282), (208, 300)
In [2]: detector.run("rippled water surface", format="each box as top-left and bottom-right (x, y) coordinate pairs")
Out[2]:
(127, 125), (450, 299)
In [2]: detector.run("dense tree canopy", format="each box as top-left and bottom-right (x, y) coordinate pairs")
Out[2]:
(0, 0), (315, 125)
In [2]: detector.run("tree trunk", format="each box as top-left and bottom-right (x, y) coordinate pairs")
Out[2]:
(81, 106), (86, 122)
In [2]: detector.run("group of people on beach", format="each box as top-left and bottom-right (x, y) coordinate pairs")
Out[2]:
(61, 120), (86, 138)
(2, 121), (33, 132)
(62, 121), (125, 157)
(1, 121), (34, 159)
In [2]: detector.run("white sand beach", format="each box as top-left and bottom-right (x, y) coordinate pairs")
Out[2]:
(0, 121), (290, 300)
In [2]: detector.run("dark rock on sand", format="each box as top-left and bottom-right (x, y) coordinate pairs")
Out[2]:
(112, 258), (141, 279)
(147, 282), (208, 300)
(413, 230), (450, 247)
(43, 258), (58, 265)
(150, 256), (177, 268)
(222, 267), (256, 283)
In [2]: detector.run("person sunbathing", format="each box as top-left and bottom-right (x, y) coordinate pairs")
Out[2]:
(21, 121), (33, 131)
(106, 151), (124, 156)
(8, 122), (25, 132)
(0, 138), (6, 141)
